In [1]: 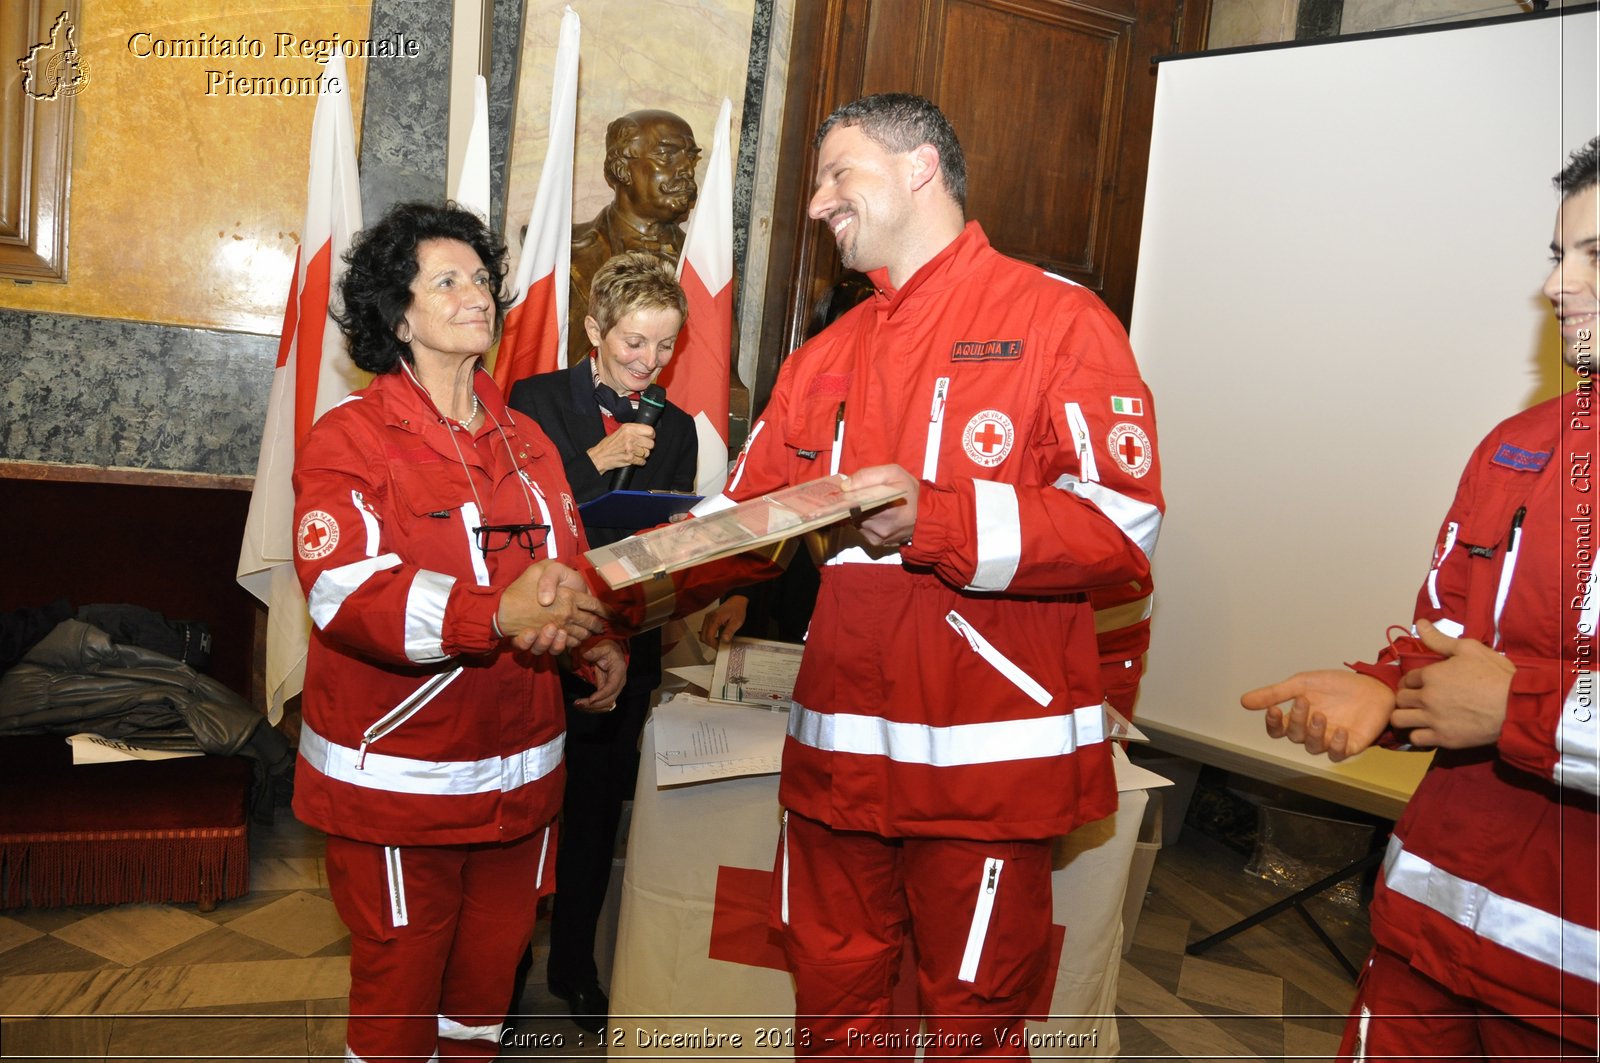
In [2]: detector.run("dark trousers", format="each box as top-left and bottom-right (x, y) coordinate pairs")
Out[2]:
(511, 629), (658, 1006)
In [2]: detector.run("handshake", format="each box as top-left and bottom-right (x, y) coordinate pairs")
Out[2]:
(496, 559), (623, 712)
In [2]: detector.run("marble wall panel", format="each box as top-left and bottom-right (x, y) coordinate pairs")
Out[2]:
(0, 0), (476, 477)
(1340, 0), (1566, 35)
(0, 308), (274, 475)
(355, 0), (449, 225)
(1207, 0), (1300, 48)
(0, 1), (374, 335)
(503, 0), (757, 263)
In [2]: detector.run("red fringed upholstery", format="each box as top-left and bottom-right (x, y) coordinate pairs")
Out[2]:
(0, 735), (251, 910)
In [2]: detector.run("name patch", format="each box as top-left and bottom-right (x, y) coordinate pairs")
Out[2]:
(950, 339), (1023, 362)
(1490, 443), (1551, 472)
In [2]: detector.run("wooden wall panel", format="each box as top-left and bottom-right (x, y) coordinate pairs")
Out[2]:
(752, 0), (1209, 414)
(933, 0), (1132, 286)
(0, 1), (77, 282)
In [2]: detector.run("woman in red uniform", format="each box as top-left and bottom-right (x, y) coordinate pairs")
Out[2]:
(291, 201), (625, 1061)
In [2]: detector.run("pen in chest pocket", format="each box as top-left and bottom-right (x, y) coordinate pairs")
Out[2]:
(830, 402), (845, 476)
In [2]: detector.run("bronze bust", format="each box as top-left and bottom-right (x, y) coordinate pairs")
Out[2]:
(568, 110), (701, 364)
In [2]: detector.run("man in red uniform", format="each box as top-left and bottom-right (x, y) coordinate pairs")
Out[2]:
(688, 93), (1163, 1055)
(1242, 138), (1600, 1059)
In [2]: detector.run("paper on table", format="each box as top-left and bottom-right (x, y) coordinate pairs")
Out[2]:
(665, 663), (714, 692)
(710, 636), (803, 709)
(652, 694), (787, 787)
(586, 474), (905, 590)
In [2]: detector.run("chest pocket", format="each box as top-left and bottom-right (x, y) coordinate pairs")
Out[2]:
(391, 461), (472, 520)
(1444, 484), (1533, 648)
(388, 461), (488, 584)
(785, 375), (851, 474)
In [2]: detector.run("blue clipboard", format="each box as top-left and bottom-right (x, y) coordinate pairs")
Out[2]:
(577, 490), (701, 531)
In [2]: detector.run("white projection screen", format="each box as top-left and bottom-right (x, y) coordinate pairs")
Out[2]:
(1129, 8), (1598, 817)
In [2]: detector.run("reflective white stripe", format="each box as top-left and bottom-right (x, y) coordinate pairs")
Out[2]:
(460, 500), (489, 587)
(1491, 519), (1522, 649)
(727, 420), (765, 493)
(536, 823), (551, 890)
(1383, 836), (1600, 983)
(966, 480), (1021, 592)
(690, 492), (738, 517)
(308, 552), (404, 629)
(362, 669), (463, 748)
(526, 476), (557, 559)
(1051, 473), (1161, 559)
(1354, 1006), (1370, 1062)
(1043, 270), (1082, 287)
(946, 610), (1050, 706)
(299, 722), (565, 796)
(822, 544), (902, 566)
(352, 490), (380, 558)
(438, 1015), (501, 1043)
(1094, 594), (1153, 633)
(1427, 521), (1459, 610)
(829, 412), (845, 477)
(404, 570), (456, 664)
(787, 702), (1105, 766)
(384, 846), (409, 928)
(1063, 402), (1099, 483)
(958, 857), (1002, 982)
(1557, 673), (1600, 794)
(922, 377), (950, 482)
(780, 811), (790, 925)
(1431, 617), (1465, 638)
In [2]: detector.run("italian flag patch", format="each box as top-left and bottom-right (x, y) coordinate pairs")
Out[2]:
(1111, 396), (1144, 416)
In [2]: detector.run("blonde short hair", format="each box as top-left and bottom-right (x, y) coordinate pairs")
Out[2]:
(587, 251), (688, 336)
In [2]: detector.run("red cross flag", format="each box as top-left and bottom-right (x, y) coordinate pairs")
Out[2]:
(491, 7), (579, 392)
(237, 53), (367, 723)
(660, 96), (735, 497)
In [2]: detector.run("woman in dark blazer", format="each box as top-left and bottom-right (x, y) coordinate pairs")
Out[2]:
(505, 251), (696, 1033)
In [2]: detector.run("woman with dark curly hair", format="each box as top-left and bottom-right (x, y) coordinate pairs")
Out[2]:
(289, 200), (626, 1061)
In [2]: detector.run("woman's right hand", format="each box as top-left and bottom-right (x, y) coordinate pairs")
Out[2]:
(588, 423), (657, 475)
(498, 560), (610, 655)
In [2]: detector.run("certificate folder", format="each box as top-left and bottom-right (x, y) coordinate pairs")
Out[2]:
(586, 474), (907, 590)
(577, 489), (701, 531)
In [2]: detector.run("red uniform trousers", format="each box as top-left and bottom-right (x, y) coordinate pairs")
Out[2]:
(1338, 946), (1594, 1061)
(774, 811), (1054, 1059)
(325, 824), (556, 1061)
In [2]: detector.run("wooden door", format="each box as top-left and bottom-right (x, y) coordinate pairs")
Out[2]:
(751, 0), (1210, 414)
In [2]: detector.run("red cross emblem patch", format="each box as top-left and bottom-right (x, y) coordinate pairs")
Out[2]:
(296, 510), (340, 561)
(962, 410), (1014, 468)
(1108, 422), (1152, 478)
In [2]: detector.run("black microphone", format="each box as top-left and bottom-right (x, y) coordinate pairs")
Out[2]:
(613, 384), (667, 491)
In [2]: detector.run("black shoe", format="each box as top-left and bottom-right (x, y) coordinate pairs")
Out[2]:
(547, 978), (608, 1035)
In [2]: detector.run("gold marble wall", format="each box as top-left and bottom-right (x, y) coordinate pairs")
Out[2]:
(0, 1), (371, 335)
(503, 0), (755, 263)
(1206, 0), (1300, 48)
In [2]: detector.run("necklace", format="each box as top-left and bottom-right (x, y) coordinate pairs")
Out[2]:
(453, 391), (481, 429)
